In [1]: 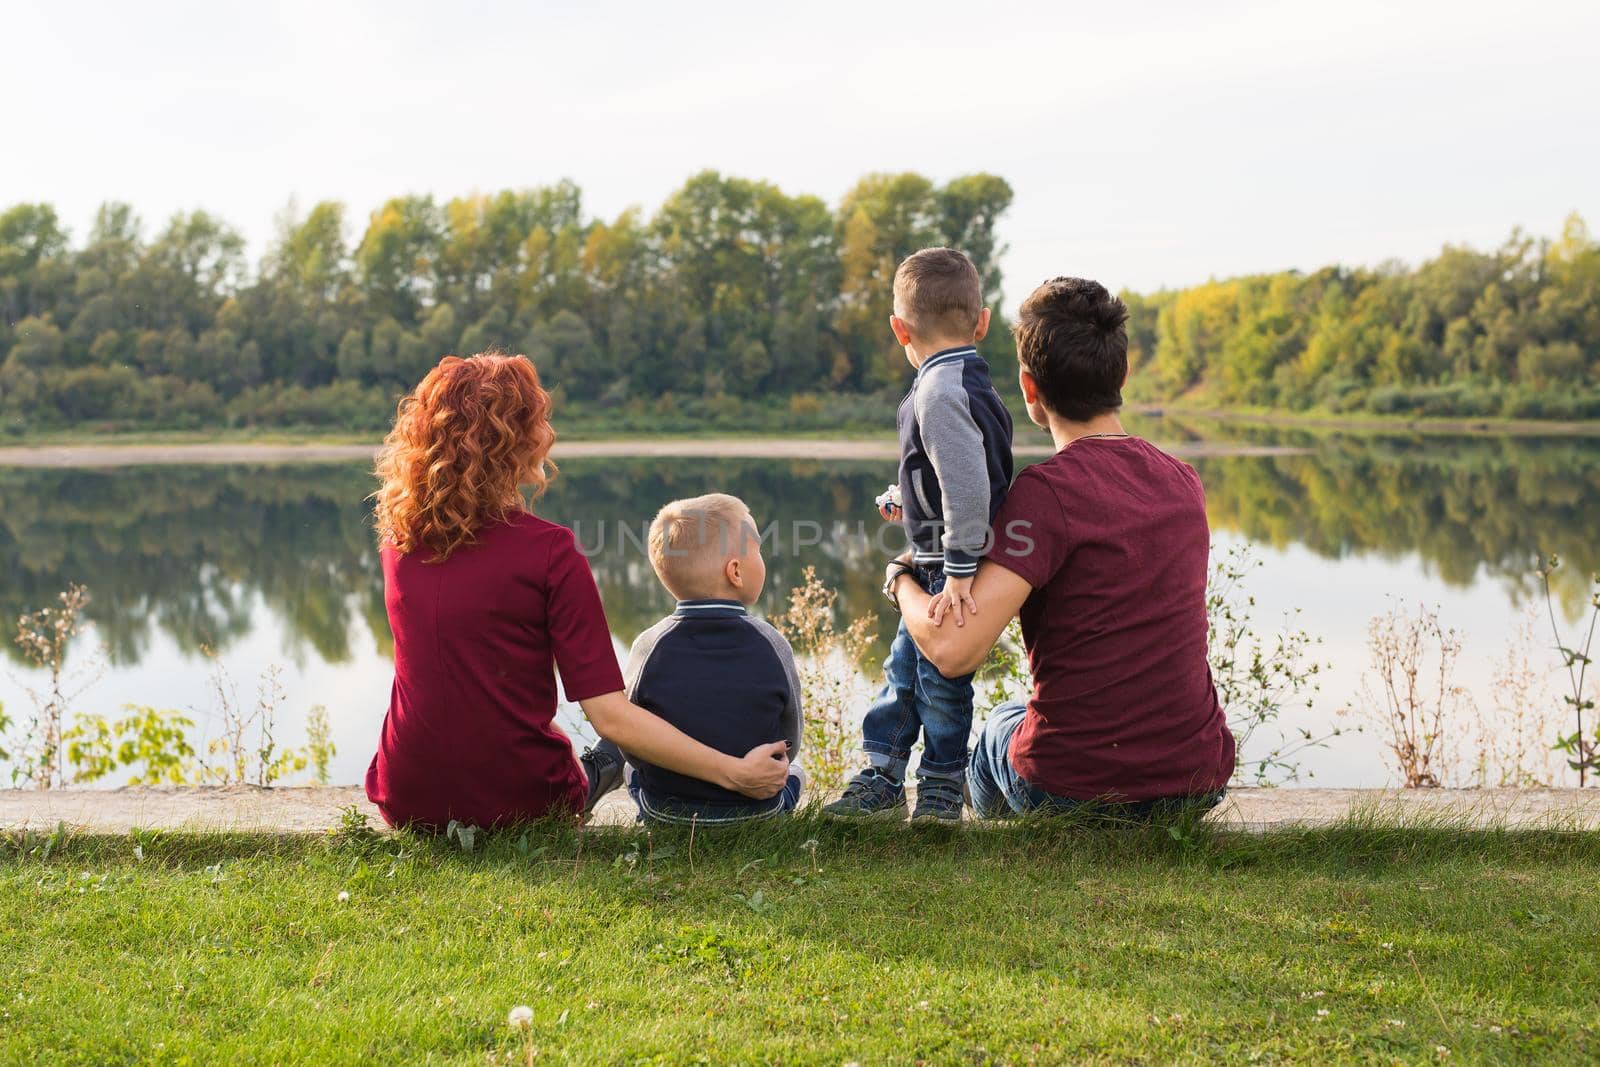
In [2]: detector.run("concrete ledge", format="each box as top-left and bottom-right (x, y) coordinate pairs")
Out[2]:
(2, 785), (1598, 834)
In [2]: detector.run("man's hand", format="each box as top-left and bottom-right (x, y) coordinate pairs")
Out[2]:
(928, 575), (978, 628)
(725, 740), (791, 799)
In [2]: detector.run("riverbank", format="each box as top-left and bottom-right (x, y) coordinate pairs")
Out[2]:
(1132, 403), (1600, 437)
(4, 785), (1598, 833)
(4, 807), (1597, 1063)
(0, 435), (1315, 468)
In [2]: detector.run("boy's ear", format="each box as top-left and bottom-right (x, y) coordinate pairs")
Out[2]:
(725, 556), (742, 588)
(973, 307), (991, 343)
(889, 314), (913, 347)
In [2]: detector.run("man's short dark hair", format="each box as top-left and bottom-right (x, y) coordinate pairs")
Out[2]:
(893, 247), (983, 340)
(1013, 277), (1129, 422)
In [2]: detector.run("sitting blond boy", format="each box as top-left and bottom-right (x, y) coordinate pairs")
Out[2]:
(619, 493), (804, 823)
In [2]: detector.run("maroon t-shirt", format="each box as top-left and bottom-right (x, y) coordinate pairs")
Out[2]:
(365, 511), (625, 829)
(988, 437), (1234, 802)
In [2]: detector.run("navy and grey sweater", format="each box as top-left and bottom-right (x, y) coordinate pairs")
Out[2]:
(622, 599), (803, 821)
(898, 346), (1015, 577)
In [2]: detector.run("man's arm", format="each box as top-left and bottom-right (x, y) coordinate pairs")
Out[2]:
(892, 558), (1033, 677)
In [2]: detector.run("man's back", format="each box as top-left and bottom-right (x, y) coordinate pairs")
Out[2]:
(624, 599), (802, 815)
(989, 437), (1235, 802)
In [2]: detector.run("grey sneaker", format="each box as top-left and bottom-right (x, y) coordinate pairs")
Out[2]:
(911, 779), (964, 823)
(823, 769), (907, 820)
(579, 740), (625, 815)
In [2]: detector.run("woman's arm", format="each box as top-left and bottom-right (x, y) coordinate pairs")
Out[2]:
(579, 690), (790, 799)
(893, 560), (1034, 677)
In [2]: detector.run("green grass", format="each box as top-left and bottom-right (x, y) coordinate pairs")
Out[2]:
(4, 814), (1598, 1064)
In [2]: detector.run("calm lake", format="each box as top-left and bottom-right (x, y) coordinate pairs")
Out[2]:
(3, 420), (1597, 789)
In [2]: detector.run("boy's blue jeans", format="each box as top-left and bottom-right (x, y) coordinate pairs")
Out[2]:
(861, 566), (975, 785)
(967, 701), (1226, 820)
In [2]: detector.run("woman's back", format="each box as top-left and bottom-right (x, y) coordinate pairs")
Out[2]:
(367, 512), (623, 828)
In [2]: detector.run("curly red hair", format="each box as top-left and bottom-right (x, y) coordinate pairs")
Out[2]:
(374, 353), (556, 561)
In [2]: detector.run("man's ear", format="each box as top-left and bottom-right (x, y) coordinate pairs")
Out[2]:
(973, 307), (991, 343)
(889, 314), (913, 347)
(1019, 367), (1038, 405)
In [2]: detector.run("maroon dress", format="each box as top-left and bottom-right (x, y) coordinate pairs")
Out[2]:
(365, 512), (624, 828)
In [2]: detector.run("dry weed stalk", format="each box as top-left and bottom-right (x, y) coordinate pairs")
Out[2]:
(771, 566), (878, 792)
(12, 584), (101, 789)
(1469, 608), (1562, 787)
(1356, 600), (1471, 788)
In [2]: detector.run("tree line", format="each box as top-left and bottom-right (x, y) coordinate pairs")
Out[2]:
(0, 172), (1016, 433)
(1125, 215), (1600, 420)
(1, 174), (1595, 431)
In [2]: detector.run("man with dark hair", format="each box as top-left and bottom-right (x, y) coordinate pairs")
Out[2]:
(884, 275), (1235, 819)
(1013, 276), (1130, 422)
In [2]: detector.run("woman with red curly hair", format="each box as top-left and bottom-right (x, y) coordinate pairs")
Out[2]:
(365, 353), (790, 828)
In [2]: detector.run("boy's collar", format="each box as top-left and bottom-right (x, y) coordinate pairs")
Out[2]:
(673, 598), (749, 617)
(915, 345), (978, 376)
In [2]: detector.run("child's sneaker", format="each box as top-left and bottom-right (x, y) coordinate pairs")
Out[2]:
(822, 769), (907, 820)
(911, 779), (964, 823)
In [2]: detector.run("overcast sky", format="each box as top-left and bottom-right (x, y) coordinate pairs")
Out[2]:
(6, 0), (1597, 305)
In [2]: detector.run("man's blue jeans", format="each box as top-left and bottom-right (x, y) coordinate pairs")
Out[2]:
(861, 567), (974, 785)
(967, 701), (1226, 820)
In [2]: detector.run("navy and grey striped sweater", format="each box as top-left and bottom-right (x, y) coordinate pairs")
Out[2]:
(897, 346), (1014, 577)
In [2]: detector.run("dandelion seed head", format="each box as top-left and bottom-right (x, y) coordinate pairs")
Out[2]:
(336, 890), (349, 903)
(508, 1005), (534, 1030)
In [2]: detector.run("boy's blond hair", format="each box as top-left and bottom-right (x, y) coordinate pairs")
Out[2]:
(647, 493), (755, 599)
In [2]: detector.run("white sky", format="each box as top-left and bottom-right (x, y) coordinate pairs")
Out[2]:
(5, 0), (1597, 305)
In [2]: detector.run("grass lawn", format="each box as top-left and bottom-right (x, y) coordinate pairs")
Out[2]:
(3, 813), (1597, 1064)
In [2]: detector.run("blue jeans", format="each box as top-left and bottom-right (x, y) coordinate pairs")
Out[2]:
(967, 701), (1226, 820)
(626, 765), (806, 825)
(861, 567), (975, 785)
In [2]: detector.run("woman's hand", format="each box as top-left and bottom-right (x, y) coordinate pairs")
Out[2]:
(724, 741), (792, 799)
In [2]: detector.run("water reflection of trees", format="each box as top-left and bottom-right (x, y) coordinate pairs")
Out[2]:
(540, 459), (898, 646)
(2, 436), (1595, 669)
(0, 459), (905, 668)
(0, 465), (384, 666)
(1192, 434), (1600, 608)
